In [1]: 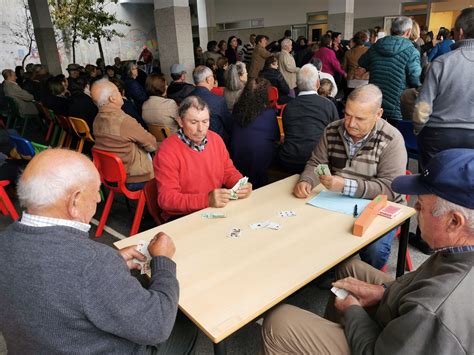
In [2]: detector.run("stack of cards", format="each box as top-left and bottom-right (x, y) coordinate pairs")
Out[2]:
(279, 210), (296, 217)
(378, 205), (401, 219)
(250, 221), (281, 230)
(202, 212), (226, 219)
(330, 286), (349, 299)
(134, 240), (152, 275)
(314, 164), (332, 176)
(230, 177), (249, 200)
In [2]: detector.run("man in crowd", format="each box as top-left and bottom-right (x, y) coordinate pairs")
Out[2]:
(66, 63), (82, 93)
(242, 34), (256, 71)
(249, 35), (272, 79)
(153, 96), (252, 221)
(190, 66), (233, 146)
(0, 149), (197, 353)
(91, 78), (157, 190)
(2, 69), (38, 116)
(358, 16), (421, 120)
(167, 63), (195, 104)
(293, 84), (407, 268)
(263, 148), (474, 354)
(278, 64), (338, 174)
(278, 38), (299, 97)
(410, 8), (474, 254)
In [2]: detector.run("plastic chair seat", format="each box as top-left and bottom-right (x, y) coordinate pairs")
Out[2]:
(0, 180), (19, 221)
(9, 134), (35, 157)
(148, 124), (171, 142)
(68, 116), (95, 153)
(91, 148), (146, 237)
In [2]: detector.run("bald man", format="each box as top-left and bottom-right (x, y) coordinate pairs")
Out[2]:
(293, 84), (407, 269)
(91, 78), (157, 190)
(0, 149), (197, 354)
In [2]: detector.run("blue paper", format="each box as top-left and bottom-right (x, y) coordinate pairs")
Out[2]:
(307, 191), (372, 215)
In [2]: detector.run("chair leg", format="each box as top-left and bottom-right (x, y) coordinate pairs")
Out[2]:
(77, 138), (85, 153)
(130, 193), (146, 236)
(0, 199), (8, 215)
(405, 250), (413, 272)
(95, 190), (115, 237)
(45, 121), (54, 142)
(0, 188), (19, 221)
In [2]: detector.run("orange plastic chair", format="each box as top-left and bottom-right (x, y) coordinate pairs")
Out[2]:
(144, 180), (163, 225)
(0, 180), (19, 221)
(276, 104), (287, 144)
(148, 124), (171, 143)
(211, 87), (225, 96)
(68, 117), (95, 153)
(55, 114), (74, 148)
(91, 149), (146, 237)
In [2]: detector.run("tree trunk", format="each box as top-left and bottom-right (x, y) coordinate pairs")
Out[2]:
(97, 37), (104, 62)
(72, 35), (77, 63)
(21, 41), (33, 68)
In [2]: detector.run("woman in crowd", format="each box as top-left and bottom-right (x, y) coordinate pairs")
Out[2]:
(216, 57), (228, 87)
(343, 31), (369, 94)
(428, 27), (455, 62)
(223, 61), (248, 111)
(230, 78), (279, 188)
(123, 62), (148, 114)
(217, 40), (227, 57)
(202, 40), (222, 62)
(68, 76), (98, 133)
(259, 55), (291, 104)
(44, 75), (69, 117)
(313, 34), (346, 79)
(105, 65), (117, 79)
(294, 37), (310, 67)
(225, 36), (240, 64)
(142, 73), (179, 133)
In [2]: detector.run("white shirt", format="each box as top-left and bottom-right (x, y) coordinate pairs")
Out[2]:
(20, 212), (91, 233)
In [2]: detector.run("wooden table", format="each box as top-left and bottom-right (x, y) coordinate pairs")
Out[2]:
(115, 175), (415, 354)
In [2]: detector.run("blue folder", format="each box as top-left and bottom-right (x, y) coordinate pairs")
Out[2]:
(307, 191), (372, 216)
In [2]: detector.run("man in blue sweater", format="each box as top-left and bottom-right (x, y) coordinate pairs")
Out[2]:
(0, 149), (197, 354)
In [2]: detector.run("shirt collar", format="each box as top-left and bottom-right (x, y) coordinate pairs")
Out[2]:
(20, 212), (91, 233)
(298, 90), (318, 96)
(343, 129), (371, 145)
(436, 245), (474, 254)
(177, 128), (208, 152)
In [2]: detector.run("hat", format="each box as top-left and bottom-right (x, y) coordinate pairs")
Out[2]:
(392, 149), (474, 209)
(67, 63), (81, 72)
(170, 64), (186, 75)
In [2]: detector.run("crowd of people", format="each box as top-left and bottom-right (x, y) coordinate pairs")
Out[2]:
(0, 7), (473, 355)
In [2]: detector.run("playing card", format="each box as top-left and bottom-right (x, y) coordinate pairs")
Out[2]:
(229, 176), (249, 200)
(315, 164), (332, 176)
(279, 210), (296, 217)
(250, 221), (269, 230)
(134, 240), (152, 275)
(266, 222), (281, 230)
(227, 227), (242, 238)
(331, 286), (349, 299)
(202, 212), (226, 219)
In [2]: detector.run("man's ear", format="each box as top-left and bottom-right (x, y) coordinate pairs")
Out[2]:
(447, 211), (466, 233)
(67, 190), (81, 220)
(177, 117), (184, 128)
(375, 108), (384, 121)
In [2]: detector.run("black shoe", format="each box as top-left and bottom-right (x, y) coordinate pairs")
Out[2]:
(409, 232), (434, 255)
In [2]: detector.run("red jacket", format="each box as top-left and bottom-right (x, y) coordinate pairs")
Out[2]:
(313, 47), (346, 77)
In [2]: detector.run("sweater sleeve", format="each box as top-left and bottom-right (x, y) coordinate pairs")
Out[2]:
(299, 127), (330, 187)
(154, 142), (209, 215)
(121, 116), (158, 152)
(81, 248), (179, 345)
(345, 303), (465, 355)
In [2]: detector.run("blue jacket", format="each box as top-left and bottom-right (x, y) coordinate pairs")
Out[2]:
(191, 86), (233, 146)
(359, 36), (421, 120)
(428, 39), (455, 61)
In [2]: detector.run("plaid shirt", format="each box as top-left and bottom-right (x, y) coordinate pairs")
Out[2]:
(342, 130), (370, 196)
(436, 245), (474, 254)
(177, 128), (208, 152)
(20, 212), (91, 233)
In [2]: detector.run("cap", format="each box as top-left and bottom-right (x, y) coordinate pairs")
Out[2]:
(392, 149), (474, 209)
(66, 63), (81, 72)
(170, 64), (186, 75)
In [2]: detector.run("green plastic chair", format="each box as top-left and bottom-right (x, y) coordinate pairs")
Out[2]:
(31, 142), (49, 155)
(4, 96), (39, 136)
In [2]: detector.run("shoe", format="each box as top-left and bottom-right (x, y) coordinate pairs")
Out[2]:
(409, 232), (434, 255)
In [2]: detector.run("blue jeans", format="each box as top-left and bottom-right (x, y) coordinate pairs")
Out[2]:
(359, 228), (397, 269)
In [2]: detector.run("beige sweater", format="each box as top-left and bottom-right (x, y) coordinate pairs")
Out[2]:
(278, 50), (299, 89)
(142, 96), (179, 133)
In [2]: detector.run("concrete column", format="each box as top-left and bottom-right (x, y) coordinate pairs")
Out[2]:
(196, 0), (216, 49)
(28, 0), (62, 75)
(154, 0), (195, 83)
(328, 0), (354, 40)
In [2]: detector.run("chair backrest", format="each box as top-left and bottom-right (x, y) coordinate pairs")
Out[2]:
(9, 134), (35, 157)
(395, 120), (417, 152)
(31, 141), (49, 155)
(91, 148), (127, 191)
(144, 179), (163, 225)
(211, 87), (225, 96)
(68, 116), (94, 142)
(55, 114), (74, 132)
(148, 124), (171, 142)
(4, 97), (20, 117)
(268, 86), (279, 108)
(37, 102), (55, 123)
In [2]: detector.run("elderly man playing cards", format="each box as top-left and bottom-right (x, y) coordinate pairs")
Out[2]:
(293, 84), (407, 269)
(0, 149), (197, 354)
(153, 95), (252, 221)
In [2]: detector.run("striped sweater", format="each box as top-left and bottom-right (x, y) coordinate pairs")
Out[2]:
(300, 119), (407, 203)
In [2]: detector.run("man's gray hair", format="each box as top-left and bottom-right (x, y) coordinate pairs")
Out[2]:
(281, 38), (292, 50)
(91, 78), (112, 108)
(347, 84), (383, 113)
(432, 196), (474, 232)
(17, 150), (96, 210)
(297, 64), (320, 92)
(390, 16), (413, 36)
(193, 65), (213, 85)
(178, 95), (209, 119)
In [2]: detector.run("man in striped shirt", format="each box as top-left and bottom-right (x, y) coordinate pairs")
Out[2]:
(242, 34), (256, 71)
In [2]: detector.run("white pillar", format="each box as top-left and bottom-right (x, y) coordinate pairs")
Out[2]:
(328, 0), (354, 40)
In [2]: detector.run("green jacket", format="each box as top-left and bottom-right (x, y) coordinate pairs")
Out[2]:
(359, 36), (421, 120)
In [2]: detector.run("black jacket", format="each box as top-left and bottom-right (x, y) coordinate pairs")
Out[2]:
(167, 81), (195, 104)
(68, 92), (98, 132)
(260, 68), (291, 104)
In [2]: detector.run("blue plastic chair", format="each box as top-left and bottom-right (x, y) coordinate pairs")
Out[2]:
(9, 134), (35, 157)
(395, 120), (418, 161)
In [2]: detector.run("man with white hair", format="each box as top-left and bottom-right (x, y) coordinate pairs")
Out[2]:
(263, 148), (474, 354)
(278, 64), (338, 173)
(358, 16), (421, 120)
(91, 78), (157, 190)
(294, 84), (407, 268)
(0, 149), (197, 353)
(2, 69), (38, 116)
(278, 38), (299, 97)
(190, 65), (233, 146)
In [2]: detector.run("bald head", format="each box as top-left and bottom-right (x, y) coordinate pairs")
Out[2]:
(91, 78), (123, 109)
(18, 149), (101, 222)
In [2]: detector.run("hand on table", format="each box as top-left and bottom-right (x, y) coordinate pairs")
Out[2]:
(236, 182), (252, 199)
(293, 181), (312, 198)
(118, 246), (146, 270)
(208, 188), (231, 208)
(319, 175), (345, 193)
(148, 232), (176, 259)
(332, 277), (385, 308)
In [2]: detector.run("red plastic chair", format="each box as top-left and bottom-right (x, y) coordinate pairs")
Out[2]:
(91, 149), (146, 237)
(0, 180), (19, 221)
(211, 87), (225, 96)
(144, 180), (163, 225)
(268, 86), (286, 112)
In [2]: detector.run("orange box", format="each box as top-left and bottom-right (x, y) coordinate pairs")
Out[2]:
(352, 195), (388, 237)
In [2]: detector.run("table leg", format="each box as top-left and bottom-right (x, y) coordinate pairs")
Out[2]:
(396, 218), (410, 278)
(213, 340), (227, 355)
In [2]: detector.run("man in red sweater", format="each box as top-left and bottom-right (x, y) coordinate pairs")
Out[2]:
(153, 96), (252, 220)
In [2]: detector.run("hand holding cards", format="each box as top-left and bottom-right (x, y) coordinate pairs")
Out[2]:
(331, 286), (349, 299)
(230, 176), (249, 200)
(315, 164), (332, 177)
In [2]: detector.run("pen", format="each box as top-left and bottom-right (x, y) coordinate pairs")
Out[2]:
(353, 204), (358, 217)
